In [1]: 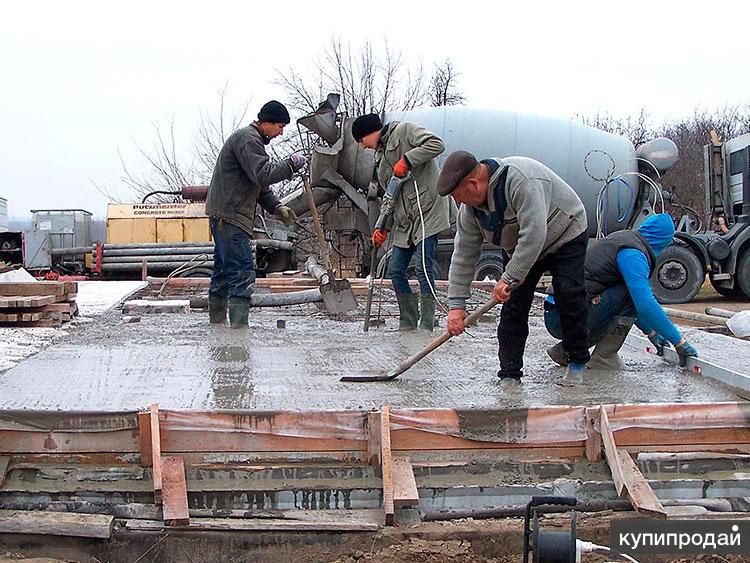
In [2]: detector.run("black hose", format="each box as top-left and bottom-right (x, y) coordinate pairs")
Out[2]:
(141, 190), (182, 203)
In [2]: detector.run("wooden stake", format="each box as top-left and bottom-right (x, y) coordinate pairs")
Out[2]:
(161, 456), (190, 526)
(380, 405), (394, 525)
(150, 403), (162, 502)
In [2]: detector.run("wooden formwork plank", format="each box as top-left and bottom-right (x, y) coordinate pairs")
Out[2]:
(138, 411), (152, 467)
(366, 411), (381, 466)
(616, 450), (667, 518)
(392, 457), (419, 508)
(600, 406), (625, 496)
(0, 456), (9, 489)
(0, 510), (113, 539)
(584, 407), (602, 462)
(601, 406), (667, 518)
(380, 405), (394, 525)
(150, 404), (163, 502)
(161, 456), (189, 526)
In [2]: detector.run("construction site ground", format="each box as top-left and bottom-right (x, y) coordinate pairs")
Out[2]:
(1, 279), (749, 563)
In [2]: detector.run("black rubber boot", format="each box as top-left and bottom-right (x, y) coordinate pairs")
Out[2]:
(396, 293), (419, 331)
(419, 293), (436, 332)
(228, 296), (251, 329)
(208, 293), (228, 324)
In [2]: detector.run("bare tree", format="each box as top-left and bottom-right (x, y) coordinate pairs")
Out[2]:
(101, 86), (253, 203)
(429, 59), (465, 107)
(275, 37), (463, 116)
(575, 108), (654, 147)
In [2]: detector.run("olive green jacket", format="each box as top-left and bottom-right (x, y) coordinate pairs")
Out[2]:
(375, 121), (450, 248)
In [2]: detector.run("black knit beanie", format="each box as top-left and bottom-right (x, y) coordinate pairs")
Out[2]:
(258, 100), (291, 124)
(351, 113), (383, 141)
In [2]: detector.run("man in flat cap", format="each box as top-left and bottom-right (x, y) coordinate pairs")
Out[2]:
(438, 150), (590, 384)
(351, 113), (449, 331)
(205, 100), (307, 328)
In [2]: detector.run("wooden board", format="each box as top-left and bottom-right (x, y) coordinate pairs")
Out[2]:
(366, 411), (381, 466)
(0, 509), (113, 538)
(392, 457), (419, 508)
(161, 456), (189, 525)
(617, 450), (667, 518)
(380, 405), (394, 525)
(600, 406), (625, 496)
(138, 411), (153, 467)
(0, 456), (9, 489)
(150, 404), (163, 502)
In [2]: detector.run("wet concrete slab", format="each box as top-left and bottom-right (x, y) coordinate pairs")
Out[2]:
(0, 300), (743, 411)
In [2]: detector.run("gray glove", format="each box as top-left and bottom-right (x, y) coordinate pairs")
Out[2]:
(274, 206), (297, 227)
(290, 153), (307, 171)
(647, 330), (669, 356)
(675, 340), (698, 367)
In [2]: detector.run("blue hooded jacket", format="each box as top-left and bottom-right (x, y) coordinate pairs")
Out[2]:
(618, 213), (682, 343)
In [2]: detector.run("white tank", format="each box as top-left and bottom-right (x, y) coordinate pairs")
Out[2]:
(386, 106), (640, 235)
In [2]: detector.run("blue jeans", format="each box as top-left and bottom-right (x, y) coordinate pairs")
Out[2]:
(387, 235), (439, 294)
(545, 284), (635, 345)
(209, 218), (256, 299)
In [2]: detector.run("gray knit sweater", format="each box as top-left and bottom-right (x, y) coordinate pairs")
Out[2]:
(447, 157), (587, 309)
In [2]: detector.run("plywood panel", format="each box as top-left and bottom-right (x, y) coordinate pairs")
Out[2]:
(107, 219), (157, 244)
(183, 218), (211, 243)
(156, 219), (184, 243)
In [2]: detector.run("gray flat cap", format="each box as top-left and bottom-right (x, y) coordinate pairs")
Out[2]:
(437, 150), (478, 196)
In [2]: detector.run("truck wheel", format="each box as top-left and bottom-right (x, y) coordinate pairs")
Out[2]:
(709, 275), (745, 299)
(474, 253), (505, 281)
(735, 252), (750, 300)
(650, 245), (704, 304)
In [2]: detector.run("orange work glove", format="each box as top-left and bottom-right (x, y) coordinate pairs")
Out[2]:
(447, 308), (467, 336)
(372, 228), (389, 248)
(492, 280), (513, 303)
(392, 157), (410, 178)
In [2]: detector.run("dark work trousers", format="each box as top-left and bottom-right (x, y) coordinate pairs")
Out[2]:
(208, 218), (256, 299)
(387, 234), (439, 294)
(497, 231), (590, 376)
(545, 284), (636, 346)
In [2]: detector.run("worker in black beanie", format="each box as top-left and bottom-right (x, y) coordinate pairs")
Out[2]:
(352, 112), (449, 332)
(205, 100), (306, 328)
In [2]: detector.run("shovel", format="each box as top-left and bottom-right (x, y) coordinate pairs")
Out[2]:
(301, 174), (358, 313)
(341, 297), (499, 382)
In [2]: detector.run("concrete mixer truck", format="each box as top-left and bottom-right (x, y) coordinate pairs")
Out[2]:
(286, 93), (724, 304)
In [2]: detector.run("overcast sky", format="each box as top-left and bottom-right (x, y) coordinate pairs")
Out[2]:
(2, 0), (749, 218)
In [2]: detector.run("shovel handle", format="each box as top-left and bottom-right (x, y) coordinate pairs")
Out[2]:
(389, 298), (499, 377)
(301, 174), (333, 272)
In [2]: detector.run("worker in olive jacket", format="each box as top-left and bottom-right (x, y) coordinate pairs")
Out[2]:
(205, 100), (306, 328)
(352, 113), (449, 331)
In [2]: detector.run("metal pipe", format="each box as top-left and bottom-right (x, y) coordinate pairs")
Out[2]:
(103, 247), (214, 257)
(102, 239), (292, 251)
(49, 246), (91, 257)
(251, 288), (322, 307)
(102, 254), (214, 263)
(705, 306), (737, 319)
(101, 261), (214, 271)
(662, 307), (727, 325)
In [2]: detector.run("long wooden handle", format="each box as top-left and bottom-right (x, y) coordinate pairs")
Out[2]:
(301, 174), (333, 272)
(390, 298), (499, 377)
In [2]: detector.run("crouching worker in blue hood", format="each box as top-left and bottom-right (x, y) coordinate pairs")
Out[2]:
(544, 213), (698, 370)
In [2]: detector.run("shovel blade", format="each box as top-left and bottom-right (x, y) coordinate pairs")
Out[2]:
(320, 279), (358, 313)
(340, 369), (398, 382)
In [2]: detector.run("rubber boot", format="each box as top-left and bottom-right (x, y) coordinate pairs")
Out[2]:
(419, 293), (436, 332)
(228, 296), (251, 329)
(546, 343), (569, 367)
(208, 293), (228, 324)
(588, 316), (635, 370)
(396, 293), (419, 331)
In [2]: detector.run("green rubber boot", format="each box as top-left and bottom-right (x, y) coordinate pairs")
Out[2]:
(396, 293), (419, 331)
(228, 296), (251, 329)
(208, 293), (228, 324)
(419, 293), (436, 332)
(589, 316), (635, 369)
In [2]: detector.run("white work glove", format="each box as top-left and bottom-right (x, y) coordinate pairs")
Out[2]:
(290, 153), (307, 171)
